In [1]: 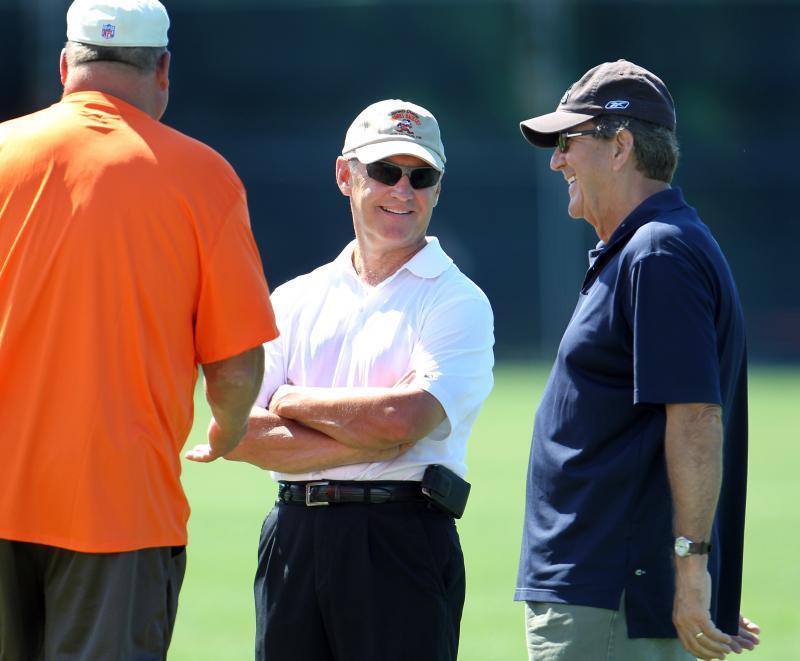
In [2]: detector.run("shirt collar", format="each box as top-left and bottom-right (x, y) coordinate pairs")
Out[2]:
(59, 91), (148, 120)
(597, 187), (689, 256)
(335, 236), (453, 282)
(582, 187), (691, 292)
(402, 237), (453, 278)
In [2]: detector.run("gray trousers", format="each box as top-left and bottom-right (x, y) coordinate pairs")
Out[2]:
(0, 539), (186, 661)
(525, 593), (694, 661)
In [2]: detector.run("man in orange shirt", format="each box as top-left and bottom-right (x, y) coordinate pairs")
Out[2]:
(0, 1), (278, 658)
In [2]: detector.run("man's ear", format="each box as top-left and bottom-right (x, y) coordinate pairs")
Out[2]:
(335, 156), (352, 196)
(60, 48), (68, 86)
(432, 178), (443, 207)
(612, 128), (635, 172)
(156, 50), (170, 91)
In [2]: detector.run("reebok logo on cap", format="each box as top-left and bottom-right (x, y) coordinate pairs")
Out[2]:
(519, 59), (676, 149)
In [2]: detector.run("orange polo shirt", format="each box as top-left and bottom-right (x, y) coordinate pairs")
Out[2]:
(0, 92), (278, 552)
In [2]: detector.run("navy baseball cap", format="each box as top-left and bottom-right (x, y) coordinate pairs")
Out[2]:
(520, 59), (676, 148)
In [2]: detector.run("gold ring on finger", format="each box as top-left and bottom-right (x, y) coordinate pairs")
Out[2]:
(695, 631), (704, 639)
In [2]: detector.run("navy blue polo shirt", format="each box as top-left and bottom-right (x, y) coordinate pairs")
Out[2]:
(515, 188), (747, 638)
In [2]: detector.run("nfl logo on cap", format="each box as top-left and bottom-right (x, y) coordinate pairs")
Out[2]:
(66, 0), (170, 48)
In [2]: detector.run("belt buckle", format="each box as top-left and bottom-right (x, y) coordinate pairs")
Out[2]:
(305, 481), (330, 507)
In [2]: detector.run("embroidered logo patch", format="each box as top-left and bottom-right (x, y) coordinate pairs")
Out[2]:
(604, 100), (630, 109)
(101, 23), (116, 40)
(390, 109), (422, 138)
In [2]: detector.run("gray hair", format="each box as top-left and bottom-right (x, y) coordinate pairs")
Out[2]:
(595, 115), (680, 183)
(346, 157), (360, 175)
(65, 40), (167, 73)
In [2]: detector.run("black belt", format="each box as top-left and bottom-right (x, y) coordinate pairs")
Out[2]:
(277, 480), (425, 507)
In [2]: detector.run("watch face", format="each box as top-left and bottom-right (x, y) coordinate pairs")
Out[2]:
(674, 537), (691, 557)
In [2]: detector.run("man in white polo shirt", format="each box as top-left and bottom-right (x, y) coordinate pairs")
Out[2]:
(188, 99), (494, 660)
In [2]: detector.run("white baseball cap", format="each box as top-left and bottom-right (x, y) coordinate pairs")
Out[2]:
(342, 99), (446, 172)
(67, 0), (170, 48)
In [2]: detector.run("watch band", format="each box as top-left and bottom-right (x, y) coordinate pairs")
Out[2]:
(687, 540), (711, 554)
(674, 536), (712, 557)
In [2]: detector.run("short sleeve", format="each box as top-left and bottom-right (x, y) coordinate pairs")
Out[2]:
(410, 291), (495, 440)
(630, 253), (721, 405)
(254, 287), (290, 407)
(195, 192), (278, 364)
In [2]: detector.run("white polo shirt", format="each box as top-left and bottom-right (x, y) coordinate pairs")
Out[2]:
(257, 236), (494, 482)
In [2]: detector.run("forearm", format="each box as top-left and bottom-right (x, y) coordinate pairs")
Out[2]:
(665, 402), (724, 542)
(225, 407), (405, 472)
(665, 402), (737, 656)
(666, 401), (722, 584)
(202, 346), (265, 455)
(270, 386), (445, 449)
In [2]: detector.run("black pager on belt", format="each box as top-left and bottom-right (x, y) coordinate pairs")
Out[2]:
(421, 464), (471, 519)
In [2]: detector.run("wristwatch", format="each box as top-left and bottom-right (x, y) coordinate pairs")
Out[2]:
(674, 536), (711, 557)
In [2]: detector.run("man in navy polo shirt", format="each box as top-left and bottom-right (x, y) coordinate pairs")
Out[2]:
(515, 60), (761, 660)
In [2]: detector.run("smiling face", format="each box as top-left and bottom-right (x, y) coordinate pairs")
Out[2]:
(549, 120), (616, 230)
(336, 153), (441, 269)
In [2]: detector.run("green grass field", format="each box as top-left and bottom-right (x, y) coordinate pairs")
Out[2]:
(170, 364), (799, 660)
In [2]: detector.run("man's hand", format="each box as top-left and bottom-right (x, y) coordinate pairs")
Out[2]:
(728, 615), (761, 653)
(673, 559), (731, 659)
(266, 373), (445, 449)
(184, 443), (218, 463)
(269, 370), (419, 418)
(184, 436), (411, 468)
(185, 405), (415, 472)
(665, 402), (737, 659)
(268, 384), (297, 414)
(184, 418), (246, 463)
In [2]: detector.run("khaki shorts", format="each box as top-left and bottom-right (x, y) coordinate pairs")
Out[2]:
(525, 593), (695, 661)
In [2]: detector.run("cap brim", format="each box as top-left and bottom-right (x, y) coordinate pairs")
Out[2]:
(348, 140), (445, 172)
(519, 110), (596, 148)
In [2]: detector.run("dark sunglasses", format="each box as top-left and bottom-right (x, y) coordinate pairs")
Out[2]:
(557, 127), (598, 153)
(365, 160), (441, 189)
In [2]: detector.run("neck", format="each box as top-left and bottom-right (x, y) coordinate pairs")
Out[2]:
(63, 64), (162, 119)
(352, 239), (426, 286)
(593, 178), (670, 243)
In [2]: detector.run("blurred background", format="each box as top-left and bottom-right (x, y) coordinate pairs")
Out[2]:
(2, 1), (799, 659)
(3, 0), (799, 363)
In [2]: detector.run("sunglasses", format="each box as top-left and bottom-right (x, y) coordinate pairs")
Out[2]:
(557, 127), (598, 153)
(364, 160), (442, 190)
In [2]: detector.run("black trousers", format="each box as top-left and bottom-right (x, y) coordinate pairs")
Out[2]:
(0, 540), (186, 661)
(254, 499), (465, 661)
